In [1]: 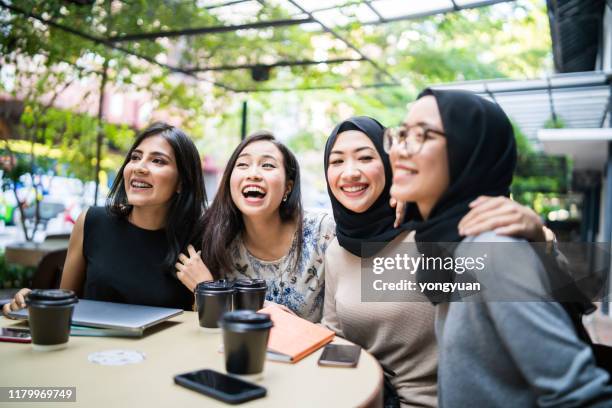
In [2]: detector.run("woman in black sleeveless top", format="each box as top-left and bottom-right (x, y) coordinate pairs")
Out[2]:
(3, 123), (206, 313)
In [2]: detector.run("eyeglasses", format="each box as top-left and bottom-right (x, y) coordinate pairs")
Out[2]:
(383, 124), (446, 154)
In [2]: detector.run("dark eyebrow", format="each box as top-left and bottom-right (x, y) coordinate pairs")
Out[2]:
(260, 154), (279, 162)
(237, 152), (279, 162)
(133, 149), (173, 161)
(330, 146), (376, 155)
(151, 151), (173, 161)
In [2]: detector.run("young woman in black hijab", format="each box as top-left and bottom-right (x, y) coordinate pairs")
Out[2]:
(388, 89), (612, 406)
(322, 116), (553, 408)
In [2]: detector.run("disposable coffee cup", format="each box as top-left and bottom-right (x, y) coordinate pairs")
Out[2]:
(219, 310), (273, 380)
(195, 280), (235, 332)
(233, 279), (267, 311)
(26, 289), (78, 351)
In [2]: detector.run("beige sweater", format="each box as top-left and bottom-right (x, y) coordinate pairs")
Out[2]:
(321, 231), (438, 408)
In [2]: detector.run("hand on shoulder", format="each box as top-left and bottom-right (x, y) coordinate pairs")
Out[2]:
(459, 196), (547, 242)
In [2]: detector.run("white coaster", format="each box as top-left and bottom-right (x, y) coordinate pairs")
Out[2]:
(88, 349), (146, 366)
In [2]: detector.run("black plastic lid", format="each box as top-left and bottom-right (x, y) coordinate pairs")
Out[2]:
(234, 279), (267, 290)
(195, 279), (234, 294)
(219, 310), (273, 331)
(26, 289), (78, 307)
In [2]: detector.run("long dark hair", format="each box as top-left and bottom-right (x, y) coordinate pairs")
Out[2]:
(201, 131), (303, 278)
(106, 122), (207, 269)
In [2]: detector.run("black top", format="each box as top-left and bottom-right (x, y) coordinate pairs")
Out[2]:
(82, 207), (193, 310)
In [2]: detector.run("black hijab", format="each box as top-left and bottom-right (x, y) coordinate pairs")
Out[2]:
(406, 88), (517, 303)
(409, 88), (517, 243)
(324, 116), (409, 257)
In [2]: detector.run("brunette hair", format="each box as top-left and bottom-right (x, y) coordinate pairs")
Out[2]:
(106, 122), (207, 269)
(201, 131), (303, 278)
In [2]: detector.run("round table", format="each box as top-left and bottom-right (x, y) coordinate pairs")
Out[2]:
(0, 312), (383, 407)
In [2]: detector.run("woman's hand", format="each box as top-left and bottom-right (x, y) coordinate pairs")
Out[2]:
(390, 197), (406, 228)
(459, 196), (547, 242)
(2, 288), (31, 318)
(175, 245), (214, 292)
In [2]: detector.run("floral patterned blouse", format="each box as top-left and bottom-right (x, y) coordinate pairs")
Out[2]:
(223, 211), (336, 322)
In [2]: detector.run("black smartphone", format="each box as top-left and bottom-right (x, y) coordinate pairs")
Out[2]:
(0, 327), (32, 343)
(174, 369), (266, 404)
(318, 344), (361, 367)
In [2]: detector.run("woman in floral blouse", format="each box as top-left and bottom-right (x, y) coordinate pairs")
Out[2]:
(175, 131), (335, 322)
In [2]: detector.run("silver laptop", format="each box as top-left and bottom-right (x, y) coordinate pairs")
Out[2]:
(8, 299), (183, 336)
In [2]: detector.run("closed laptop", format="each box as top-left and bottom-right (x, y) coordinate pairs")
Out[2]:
(8, 299), (183, 336)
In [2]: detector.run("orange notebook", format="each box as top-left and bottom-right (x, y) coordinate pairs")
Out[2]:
(259, 306), (335, 363)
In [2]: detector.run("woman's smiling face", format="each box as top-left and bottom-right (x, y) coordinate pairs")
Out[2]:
(123, 135), (180, 211)
(229, 140), (291, 219)
(389, 95), (450, 219)
(327, 130), (386, 213)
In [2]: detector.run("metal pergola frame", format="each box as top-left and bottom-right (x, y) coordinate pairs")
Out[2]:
(0, 0), (515, 93)
(304, 0), (513, 25)
(430, 71), (612, 143)
(107, 17), (314, 42)
(184, 57), (364, 73)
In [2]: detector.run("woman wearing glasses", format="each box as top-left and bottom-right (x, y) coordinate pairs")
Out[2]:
(321, 116), (551, 407)
(388, 89), (612, 406)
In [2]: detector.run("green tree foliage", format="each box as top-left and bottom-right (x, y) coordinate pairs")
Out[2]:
(217, 0), (553, 157)
(0, 0), (552, 161)
(0, 251), (35, 289)
(511, 121), (569, 221)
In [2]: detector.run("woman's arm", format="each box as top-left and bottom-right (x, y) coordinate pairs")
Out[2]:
(458, 196), (549, 242)
(59, 209), (88, 296)
(2, 209), (88, 316)
(480, 240), (612, 405)
(487, 301), (612, 405)
(320, 253), (344, 337)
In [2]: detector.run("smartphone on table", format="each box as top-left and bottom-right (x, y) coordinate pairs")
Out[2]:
(174, 369), (266, 404)
(318, 344), (361, 367)
(0, 327), (32, 343)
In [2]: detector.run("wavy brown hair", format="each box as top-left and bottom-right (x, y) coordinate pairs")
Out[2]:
(201, 131), (303, 278)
